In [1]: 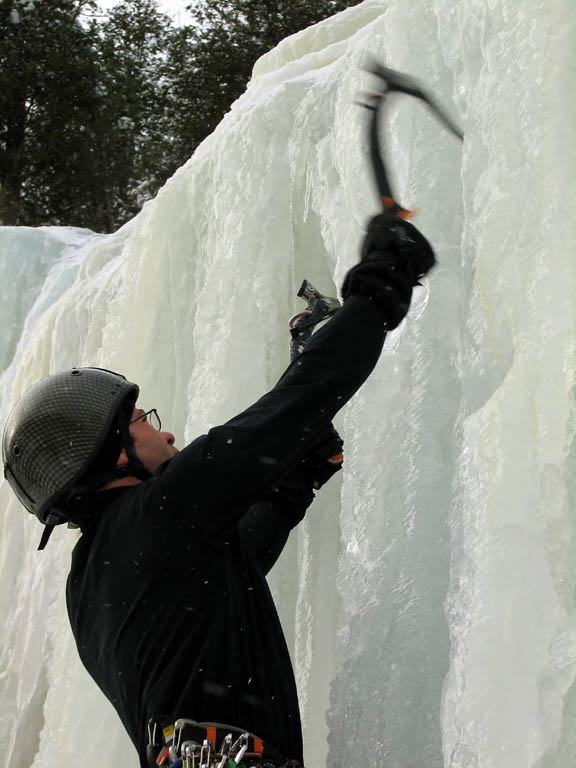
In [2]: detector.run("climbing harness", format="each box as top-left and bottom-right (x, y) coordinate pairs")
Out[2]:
(146, 718), (300, 768)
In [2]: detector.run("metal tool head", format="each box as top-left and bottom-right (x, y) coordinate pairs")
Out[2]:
(296, 279), (341, 319)
(364, 58), (426, 99)
(363, 57), (464, 141)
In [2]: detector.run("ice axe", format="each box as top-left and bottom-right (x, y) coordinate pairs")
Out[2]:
(288, 61), (464, 341)
(357, 58), (464, 219)
(288, 279), (341, 361)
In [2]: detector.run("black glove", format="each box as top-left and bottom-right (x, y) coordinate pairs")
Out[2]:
(341, 213), (436, 328)
(298, 424), (344, 491)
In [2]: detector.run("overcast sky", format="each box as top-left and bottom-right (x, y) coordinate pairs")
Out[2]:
(96, 0), (194, 26)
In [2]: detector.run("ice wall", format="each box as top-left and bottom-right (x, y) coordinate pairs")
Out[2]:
(1, 1), (575, 767)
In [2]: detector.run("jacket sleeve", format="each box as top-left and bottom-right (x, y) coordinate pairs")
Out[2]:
(238, 461), (315, 575)
(155, 295), (386, 538)
(238, 421), (343, 572)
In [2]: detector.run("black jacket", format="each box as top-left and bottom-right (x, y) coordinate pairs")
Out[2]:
(65, 295), (388, 766)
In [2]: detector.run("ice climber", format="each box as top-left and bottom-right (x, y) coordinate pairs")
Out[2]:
(2, 212), (435, 767)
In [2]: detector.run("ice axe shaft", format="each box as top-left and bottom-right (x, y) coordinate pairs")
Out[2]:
(359, 59), (464, 217)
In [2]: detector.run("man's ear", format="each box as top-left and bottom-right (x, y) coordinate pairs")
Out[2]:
(116, 449), (129, 468)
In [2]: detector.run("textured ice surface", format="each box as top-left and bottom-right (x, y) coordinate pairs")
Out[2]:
(1, 1), (576, 767)
(0, 227), (98, 381)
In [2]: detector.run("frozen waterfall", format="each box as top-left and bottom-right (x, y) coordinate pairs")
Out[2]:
(1, 1), (576, 766)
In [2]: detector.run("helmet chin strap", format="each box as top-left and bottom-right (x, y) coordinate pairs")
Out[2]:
(112, 404), (154, 483)
(66, 402), (153, 499)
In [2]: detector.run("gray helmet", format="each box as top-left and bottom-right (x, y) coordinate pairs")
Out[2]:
(2, 367), (139, 537)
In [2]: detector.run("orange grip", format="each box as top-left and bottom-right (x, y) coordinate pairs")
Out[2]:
(381, 195), (415, 219)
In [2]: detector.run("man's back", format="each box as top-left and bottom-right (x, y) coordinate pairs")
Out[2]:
(66, 479), (305, 766)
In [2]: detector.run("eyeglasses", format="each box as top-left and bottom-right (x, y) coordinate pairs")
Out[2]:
(130, 408), (162, 431)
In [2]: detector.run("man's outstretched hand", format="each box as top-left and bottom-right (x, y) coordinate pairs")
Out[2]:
(341, 213), (436, 328)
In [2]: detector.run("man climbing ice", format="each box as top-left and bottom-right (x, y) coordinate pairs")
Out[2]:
(2, 212), (435, 767)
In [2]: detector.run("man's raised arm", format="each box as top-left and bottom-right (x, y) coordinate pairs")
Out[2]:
(155, 215), (435, 537)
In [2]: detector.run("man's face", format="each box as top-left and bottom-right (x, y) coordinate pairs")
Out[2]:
(118, 407), (179, 475)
